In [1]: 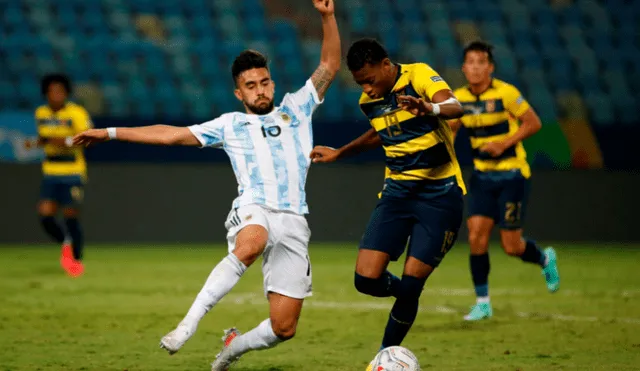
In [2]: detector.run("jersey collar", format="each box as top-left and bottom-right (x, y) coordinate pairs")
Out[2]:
(467, 78), (495, 98)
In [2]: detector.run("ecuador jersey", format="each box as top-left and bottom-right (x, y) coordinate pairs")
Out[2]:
(453, 79), (532, 178)
(35, 102), (92, 179)
(359, 63), (466, 198)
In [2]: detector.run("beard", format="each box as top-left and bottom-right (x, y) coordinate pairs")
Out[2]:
(245, 98), (274, 115)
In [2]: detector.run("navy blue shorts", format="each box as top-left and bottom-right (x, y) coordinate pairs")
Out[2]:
(359, 185), (464, 268)
(40, 175), (85, 207)
(467, 170), (530, 230)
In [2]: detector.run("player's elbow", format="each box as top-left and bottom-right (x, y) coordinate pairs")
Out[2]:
(156, 125), (184, 146)
(158, 134), (178, 146)
(445, 102), (464, 120)
(532, 118), (542, 133)
(525, 117), (542, 135)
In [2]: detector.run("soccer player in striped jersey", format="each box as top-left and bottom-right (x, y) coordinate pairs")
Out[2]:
(74, 1), (339, 368)
(311, 39), (466, 350)
(25, 74), (93, 277)
(448, 41), (560, 321)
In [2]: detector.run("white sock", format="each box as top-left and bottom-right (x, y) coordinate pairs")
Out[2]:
(228, 319), (283, 358)
(477, 296), (490, 304)
(181, 254), (247, 332)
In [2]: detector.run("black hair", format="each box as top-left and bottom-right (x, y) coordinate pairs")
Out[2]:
(463, 41), (495, 64)
(346, 38), (389, 71)
(41, 73), (72, 96)
(231, 50), (269, 84)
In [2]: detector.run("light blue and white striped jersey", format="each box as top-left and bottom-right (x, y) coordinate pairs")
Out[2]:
(189, 79), (322, 215)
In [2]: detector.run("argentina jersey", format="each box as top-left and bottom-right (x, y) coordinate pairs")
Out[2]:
(189, 79), (322, 214)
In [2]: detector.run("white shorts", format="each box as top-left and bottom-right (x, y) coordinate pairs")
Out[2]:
(225, 204), (312, 299)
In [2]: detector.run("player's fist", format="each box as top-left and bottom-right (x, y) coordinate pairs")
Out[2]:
(313, 0), (334, 16)
(310, 145), (340, 163)
(397, 95), (431, 117)
(73, 129), (109, 147)
(479, 141), (507, 157)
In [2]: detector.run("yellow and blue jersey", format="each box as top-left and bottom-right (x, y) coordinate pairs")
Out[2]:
(35, 102), (92, 179)
(359, 63), (466, 198)
(453, 79), (532, 178)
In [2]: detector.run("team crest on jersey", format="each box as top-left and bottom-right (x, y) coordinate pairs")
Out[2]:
(485, 99), (496, 113)
(280, 113), (291, 123)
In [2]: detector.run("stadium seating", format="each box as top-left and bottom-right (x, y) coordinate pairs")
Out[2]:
(0, 0), (636, 125)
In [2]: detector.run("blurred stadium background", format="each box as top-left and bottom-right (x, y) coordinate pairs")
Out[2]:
(1, 1), (640, 370)
(0, 0), (637, 241)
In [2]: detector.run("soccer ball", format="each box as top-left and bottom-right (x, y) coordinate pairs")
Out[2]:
(366, 346), (421, 371)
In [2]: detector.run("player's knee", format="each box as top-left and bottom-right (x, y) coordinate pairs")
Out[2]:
(396, 275), (427, 302)
(468, 231), (489, 252)
(271, 318), (297, 341)
(38, 201), (57, 216)
(354, 273), (384, 296)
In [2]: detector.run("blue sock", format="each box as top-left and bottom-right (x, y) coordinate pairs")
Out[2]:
(354, 271), (401, 298)
(470, 254), (490, 297)
(520, 239), (545, 267)
(380, 275), (426, 348)
(64, 218), (84, 261)
(40, 216), (65, 243)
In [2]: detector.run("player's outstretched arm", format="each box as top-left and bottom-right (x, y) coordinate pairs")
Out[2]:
(309, 0), (341, 100)
(310, 128), (382, 163)
(73, 125), (200, 147)
(397, 90), (463, 120)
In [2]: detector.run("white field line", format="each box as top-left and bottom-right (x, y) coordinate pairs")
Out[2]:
(225, 292), (640, 325)
(422, 288), (640, 297)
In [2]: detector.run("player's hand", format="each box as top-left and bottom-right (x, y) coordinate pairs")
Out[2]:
(313, 0), (334, 16)
(310, 145), (340, 163)
(397, 95), (431, 117)
(73, 129), (109, 147)
(479, 141), (507, 157)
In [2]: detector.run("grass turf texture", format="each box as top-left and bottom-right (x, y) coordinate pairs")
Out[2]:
(1, 243), (639, 371)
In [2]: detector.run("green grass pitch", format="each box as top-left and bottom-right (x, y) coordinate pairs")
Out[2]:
(1, 243), (639, 370)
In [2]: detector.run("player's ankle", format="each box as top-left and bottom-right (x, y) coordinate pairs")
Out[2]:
(476, 296), (490, 304)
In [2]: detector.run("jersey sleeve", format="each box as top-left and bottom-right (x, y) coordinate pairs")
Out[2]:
(503, 84), (531, 118)
(72, 107), (93, 133)
(283, 79), (324, 122)
(188, 116), (226, 148)
(412, 64), (452, 101)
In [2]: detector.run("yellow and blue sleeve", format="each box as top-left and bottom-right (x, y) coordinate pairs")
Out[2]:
(412, 64), (451, 101)
(503, 85), (531, 118)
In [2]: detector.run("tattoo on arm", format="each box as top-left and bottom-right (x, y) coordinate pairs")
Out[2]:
(311, 64), (334, 99)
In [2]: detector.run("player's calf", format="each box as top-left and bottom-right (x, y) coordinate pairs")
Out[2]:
(354, 272), (401, 298)
(160, 253), (248, 355)
(380, 275), (427, 348)
(500, 231), (545, 266)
